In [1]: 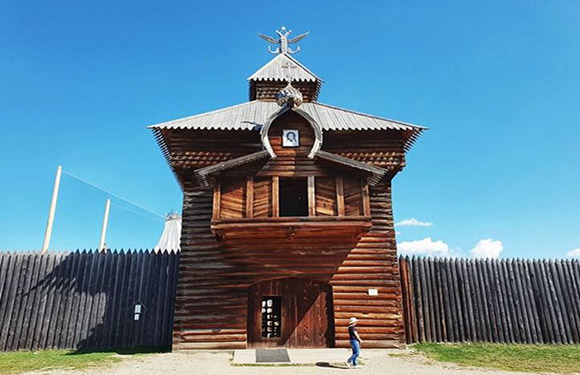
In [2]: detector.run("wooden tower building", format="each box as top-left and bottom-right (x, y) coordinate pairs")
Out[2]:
(151, 28), (425, 350)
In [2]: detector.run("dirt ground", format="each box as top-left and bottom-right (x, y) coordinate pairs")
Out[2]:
(21, 350), (548, 375)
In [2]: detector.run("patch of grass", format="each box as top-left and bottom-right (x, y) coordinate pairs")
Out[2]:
(413, 342), (580, 374)
(0, 348), (158, 375)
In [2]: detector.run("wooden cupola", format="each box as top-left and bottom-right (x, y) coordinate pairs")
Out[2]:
(248, 53), (322, 102)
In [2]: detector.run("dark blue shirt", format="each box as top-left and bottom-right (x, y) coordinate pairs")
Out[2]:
(348, 325), (358, 340)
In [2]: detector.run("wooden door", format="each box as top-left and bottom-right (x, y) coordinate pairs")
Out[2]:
(247, 278), (334, 348)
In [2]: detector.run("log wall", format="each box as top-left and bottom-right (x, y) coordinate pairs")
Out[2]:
(400, 256), (580, 344)
(175, 180), (404, 350)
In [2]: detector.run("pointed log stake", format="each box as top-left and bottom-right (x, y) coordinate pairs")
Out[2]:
(42, 165), (62, 253)
(98, 199), (111, 253)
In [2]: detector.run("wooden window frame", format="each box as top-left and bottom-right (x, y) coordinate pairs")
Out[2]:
(213, 175), (371, 221)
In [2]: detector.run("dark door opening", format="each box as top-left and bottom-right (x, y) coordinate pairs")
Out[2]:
(248, 278), (335, 348)
(279, 178), (308, 217)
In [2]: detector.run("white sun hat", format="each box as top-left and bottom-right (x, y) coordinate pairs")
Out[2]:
(349, 317), (359, 325)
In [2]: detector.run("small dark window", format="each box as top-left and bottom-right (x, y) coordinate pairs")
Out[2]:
(261, 296), (281, 338)
(279, 178), (308, 217)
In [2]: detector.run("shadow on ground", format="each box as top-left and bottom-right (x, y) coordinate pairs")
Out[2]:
(316, 361), (348, 369)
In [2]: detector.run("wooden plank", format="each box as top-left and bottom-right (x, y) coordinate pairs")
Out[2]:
(361, 181), (371, 217)
(555, 260), (576, 343)
(412, 257), (425, 342)
(113, 250), (130, 348)
(69, 251), (90, 348)
(336, 176), (345, 216)
(137, 251), (154, 347)
(76, 251), (97, 349)
(506, 259), (523, 343)
(272, 176), (279, 217)
(548, 260), (570, 343)
(458, 258), (475, 341)
(307, 176), (316, 217)
(145, 252), (161, 347)
(0, 254), (20, 350)
(7, 253), (31, 351)
(124, 250), (140, 347)
(154, 252), (169, 346)
(20, 253), (42, 350)
(48, 253), (68, 349)
(534, 260), (553, 342)
(562, 260), (580, 342)
(529, 259), (549, 342)
(212, 181), (221, 219)
(433, 258), (445, 342)
(466, 259), (482, 342)
(496, 259), (513, 343)
(98, 252), (117, 349)
(476, 259), (494, 342)
(512, 259), (531, 343)
(45, 253), (74, 349)
(63, 251), (82, 349)
(0, 254), (7, 310)
(87, 252), (108, 349)
(421, 258), (433, 342)
(451, 258), (465, 342)
(399, 257), (414, 343)
(441, 257), (455, 342)
(245, 177), (253, 218)
(165, 252), (180, 348)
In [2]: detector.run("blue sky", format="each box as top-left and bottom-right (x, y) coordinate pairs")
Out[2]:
(1, 1), (579, 258)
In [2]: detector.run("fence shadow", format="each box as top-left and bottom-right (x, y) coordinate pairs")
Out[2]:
(0, 250), (179, 352)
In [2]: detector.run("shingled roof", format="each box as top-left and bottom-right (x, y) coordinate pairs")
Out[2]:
(248, 53), (321, 83)
(149, 100), (425, 133)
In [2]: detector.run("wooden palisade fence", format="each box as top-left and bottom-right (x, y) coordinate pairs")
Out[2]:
(0, 250), (179, 351)
(400, 256), (580, 344)
(2, 251), (580, 351)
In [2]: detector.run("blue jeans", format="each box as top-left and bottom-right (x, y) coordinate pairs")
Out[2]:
(348, 339), (360, 366)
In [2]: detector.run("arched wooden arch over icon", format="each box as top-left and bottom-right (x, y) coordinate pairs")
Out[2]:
(260, 106), (323, 159)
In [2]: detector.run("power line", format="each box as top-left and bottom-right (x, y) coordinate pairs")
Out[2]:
(62, 170), (166, 220)
(111, 202), (165, 223)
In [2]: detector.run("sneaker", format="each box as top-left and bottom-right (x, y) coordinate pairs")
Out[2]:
(344, 360), (351, 368)
(352, 365), (361, 369)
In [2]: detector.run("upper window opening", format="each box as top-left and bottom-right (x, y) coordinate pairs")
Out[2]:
(279, 178), (308, 217)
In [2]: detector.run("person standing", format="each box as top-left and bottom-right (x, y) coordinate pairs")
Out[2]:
(345, 317), (362, 368)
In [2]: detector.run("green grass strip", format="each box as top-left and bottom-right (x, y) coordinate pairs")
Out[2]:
(413, 342), (580, 374)
(0, 349), (150, 374)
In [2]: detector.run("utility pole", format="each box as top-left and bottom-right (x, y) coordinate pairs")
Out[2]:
(98, 199), (111, 253)
(42, 165), (62, 254)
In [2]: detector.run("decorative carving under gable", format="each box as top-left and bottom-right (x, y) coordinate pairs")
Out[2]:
(260, 106), (322, 159)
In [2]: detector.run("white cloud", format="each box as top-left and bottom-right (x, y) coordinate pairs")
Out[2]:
(470, 239), (503, 259)
(566, 247), (580, 257)
(395, 218), (433, 227)
(398, 237), (450, 257)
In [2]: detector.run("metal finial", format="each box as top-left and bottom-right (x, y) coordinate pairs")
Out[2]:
(257, 26), (310, 55)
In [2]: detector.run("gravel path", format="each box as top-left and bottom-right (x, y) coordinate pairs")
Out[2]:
(23, 350), (545, 375)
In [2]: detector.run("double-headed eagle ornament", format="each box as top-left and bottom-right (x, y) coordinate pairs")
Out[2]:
(258, 26), (309, 55)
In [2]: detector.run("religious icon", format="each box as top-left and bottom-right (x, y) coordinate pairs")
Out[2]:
(282, 129), (300, 147)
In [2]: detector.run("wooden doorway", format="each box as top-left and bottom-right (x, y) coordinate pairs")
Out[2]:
(247, 277), (335, 348)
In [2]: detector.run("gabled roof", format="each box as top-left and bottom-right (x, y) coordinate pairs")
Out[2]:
(193, 149), (389, 187)
(314, 150), (389, 185)
(194, 150), (270, 187)
(248, 53), (321, 83)
(149, 100), (425, 133)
